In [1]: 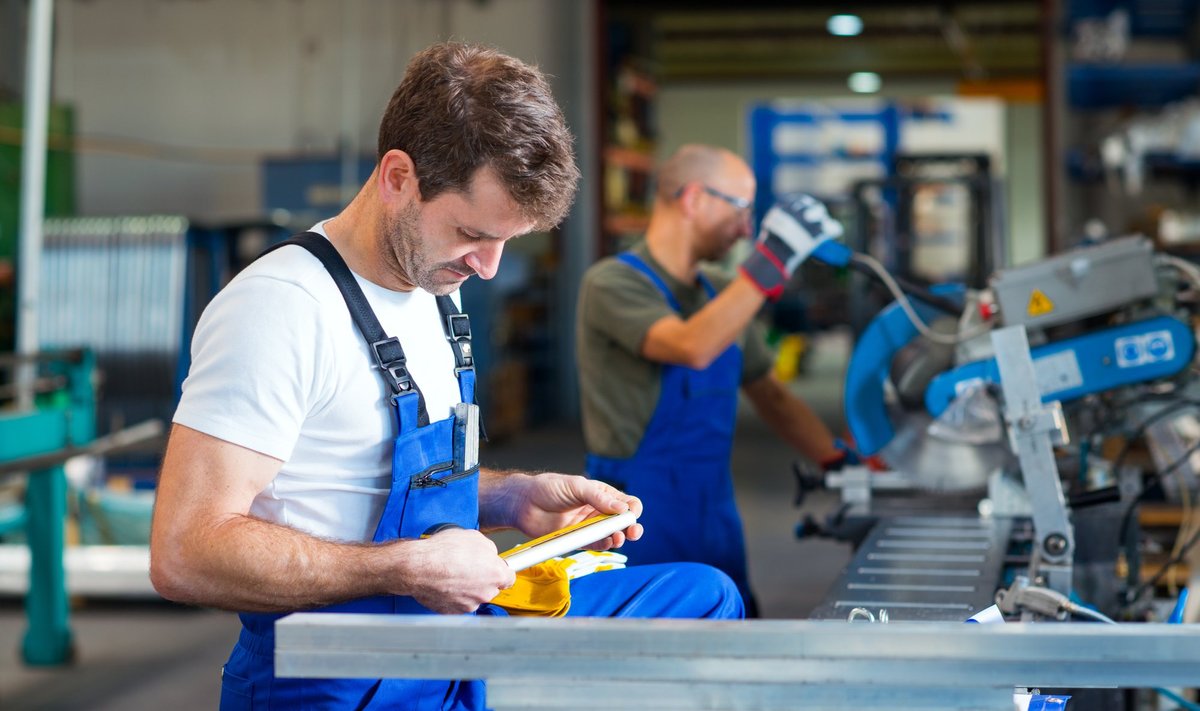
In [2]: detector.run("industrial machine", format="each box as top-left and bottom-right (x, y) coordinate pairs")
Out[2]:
(806, 235), (1200, 631)
(0, 350), (162, 665)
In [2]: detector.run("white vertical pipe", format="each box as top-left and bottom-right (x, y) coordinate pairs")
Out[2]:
(339, 0), (361, 202)
(16, 0), (55, 410)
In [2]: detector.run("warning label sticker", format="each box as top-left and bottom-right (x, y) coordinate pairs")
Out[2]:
(1026, 289), (1055, 317)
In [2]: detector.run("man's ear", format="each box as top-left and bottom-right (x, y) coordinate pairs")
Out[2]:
(377, 149), (419, 203)
(675, 182), (700, 218)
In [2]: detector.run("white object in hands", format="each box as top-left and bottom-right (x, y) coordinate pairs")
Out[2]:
(499, 511), (638, 572)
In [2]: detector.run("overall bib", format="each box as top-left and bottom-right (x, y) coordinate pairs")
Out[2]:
(219, 233), (488, 710)
(585, 252), (757, 616)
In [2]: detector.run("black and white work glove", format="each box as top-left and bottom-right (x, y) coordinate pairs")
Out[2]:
(739, 193), (844, 301)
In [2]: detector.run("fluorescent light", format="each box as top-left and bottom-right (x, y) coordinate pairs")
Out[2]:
(848, 72), (882, 93)
(827, 14), (863, 37)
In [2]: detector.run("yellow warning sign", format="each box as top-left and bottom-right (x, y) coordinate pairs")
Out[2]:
(1027, 289), (1055, 317)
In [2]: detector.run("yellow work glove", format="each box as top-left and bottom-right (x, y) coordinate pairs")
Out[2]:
(556, 550), (627, 578)
(489, 551), (627, 617)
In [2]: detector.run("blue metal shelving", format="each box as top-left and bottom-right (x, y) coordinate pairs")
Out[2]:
(1068, 63), (1200, 109)
(747, 102), (953, 227)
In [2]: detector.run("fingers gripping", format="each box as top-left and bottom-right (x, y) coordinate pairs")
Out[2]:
(740, 193), (843, 301)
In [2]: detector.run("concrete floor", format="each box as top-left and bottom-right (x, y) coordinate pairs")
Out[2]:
(0, 334), (854, 710)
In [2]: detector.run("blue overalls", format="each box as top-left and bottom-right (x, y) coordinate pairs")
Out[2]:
(586, 252), (758, 616)
(219, 234), (489, 709)
(219, 236), (745, 710)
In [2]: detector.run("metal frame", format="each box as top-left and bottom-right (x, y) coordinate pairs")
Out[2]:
(275, 614), (1200, 711)
(809, 515), (1012, 621)
(991, 325), (1075, 595)
(0, 350), (94, 665)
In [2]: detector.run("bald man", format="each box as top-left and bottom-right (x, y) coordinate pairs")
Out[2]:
(576, 144), (847, 616)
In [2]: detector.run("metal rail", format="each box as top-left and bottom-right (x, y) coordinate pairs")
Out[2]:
(0, 419), (164, 478)
(275, 614), (1200, 710)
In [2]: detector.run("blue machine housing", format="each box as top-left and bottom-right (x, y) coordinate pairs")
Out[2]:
(846, 290), (1196, 456)
(845, 285), (964, 456)
(925, 315), (1195, 418)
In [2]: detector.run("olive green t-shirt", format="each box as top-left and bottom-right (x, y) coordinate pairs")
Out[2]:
(576, 240), (775, 459)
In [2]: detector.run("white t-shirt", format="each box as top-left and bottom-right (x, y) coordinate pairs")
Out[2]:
(173, 222), (463, 543)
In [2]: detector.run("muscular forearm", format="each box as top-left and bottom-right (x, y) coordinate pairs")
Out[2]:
(745, 375), (838, 462)
(151, 511), (406, 612)
(477, 468), (534, 532)
(763, 399), (838, 462)
(151, 511), (513, 615)
(644, 276), (766, 369)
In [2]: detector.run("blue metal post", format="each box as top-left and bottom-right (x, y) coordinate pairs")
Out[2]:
(0, 350), (95, 666)
(22, 462), (72, 665)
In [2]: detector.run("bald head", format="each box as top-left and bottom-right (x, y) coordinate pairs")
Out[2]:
(656, 144), (749, 202)
(647, 144), (755, 264)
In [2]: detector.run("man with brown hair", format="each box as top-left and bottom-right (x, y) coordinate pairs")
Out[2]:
(578, 144), (849, 617)
(150, 43), (741, 710)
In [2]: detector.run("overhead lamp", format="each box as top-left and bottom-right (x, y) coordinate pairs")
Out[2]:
(827, 14), (863, 37)
(848, 72), (882, 93)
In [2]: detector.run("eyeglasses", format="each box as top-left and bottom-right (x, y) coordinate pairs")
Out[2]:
(674, 184), (752, 212)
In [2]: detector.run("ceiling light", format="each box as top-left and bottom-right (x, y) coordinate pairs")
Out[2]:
(827, 14), (863, 37)
(848, 72), (882, 93)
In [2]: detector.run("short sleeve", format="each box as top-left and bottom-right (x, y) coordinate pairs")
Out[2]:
(172, 273), (332, 461)
(580, 260), (676, 357)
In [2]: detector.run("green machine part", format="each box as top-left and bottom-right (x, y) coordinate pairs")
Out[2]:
(0, 103), (76, 353)
(0, 350), (95, 665)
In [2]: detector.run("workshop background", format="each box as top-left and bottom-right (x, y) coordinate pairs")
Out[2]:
(3, 0), (1200, 708)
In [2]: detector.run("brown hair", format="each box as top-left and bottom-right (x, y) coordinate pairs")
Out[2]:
(377, 42), (580, 231)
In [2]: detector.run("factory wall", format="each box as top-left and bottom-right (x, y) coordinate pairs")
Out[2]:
(48, 0), (580, 222)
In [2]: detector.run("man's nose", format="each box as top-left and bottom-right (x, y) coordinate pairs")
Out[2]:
(464, 241), (505, 280)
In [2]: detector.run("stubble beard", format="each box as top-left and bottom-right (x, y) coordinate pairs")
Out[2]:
(383, 203), (466, 296)
(700, 228), (736, 264)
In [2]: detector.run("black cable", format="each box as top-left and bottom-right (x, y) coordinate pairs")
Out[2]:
(1083, 389), (1192, 444)
(846, 259), (964, 317)
(1120, 437), (1200, 605)
(1114, 400), (1200, 542)
(1110, 399), (1200, 605)
(1131, 524), (1200, 602)
(1111, 398), (1200, 475)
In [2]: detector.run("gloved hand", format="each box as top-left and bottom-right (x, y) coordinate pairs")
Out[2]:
(489, 550), (627, 617)
(820, 436), (889, 472)
(555, 550), (627, 578)
(740, 193), (844, 301)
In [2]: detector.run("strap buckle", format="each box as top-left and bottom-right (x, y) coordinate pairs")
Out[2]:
(371, 337), (412, 393)
(445, 313), (472, 342)
(444, 313), (474, 370)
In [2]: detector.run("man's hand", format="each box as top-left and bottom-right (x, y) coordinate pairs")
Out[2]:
(820, 436), (889, 472)
(503, 473), (644, 551)
(391, 527), (516, 614)
(739, 193), (843, 301)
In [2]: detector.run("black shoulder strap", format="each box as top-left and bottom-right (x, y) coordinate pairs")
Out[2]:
(435, 295), (474, 371)
(262, 232), (432, 426)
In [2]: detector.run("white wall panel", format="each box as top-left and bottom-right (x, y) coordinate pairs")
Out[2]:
(52, 0), (569, 220)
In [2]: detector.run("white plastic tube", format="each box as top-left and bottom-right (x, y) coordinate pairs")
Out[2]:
(501, 511), (638, 572)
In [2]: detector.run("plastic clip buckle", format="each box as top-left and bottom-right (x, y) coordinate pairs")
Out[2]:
(445, 313), (472, 342)
(371, 337), (411, 393)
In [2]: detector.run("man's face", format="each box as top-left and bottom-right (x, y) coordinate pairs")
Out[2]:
(382, 167), (535, 295)
(694, 166), (755, 263)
